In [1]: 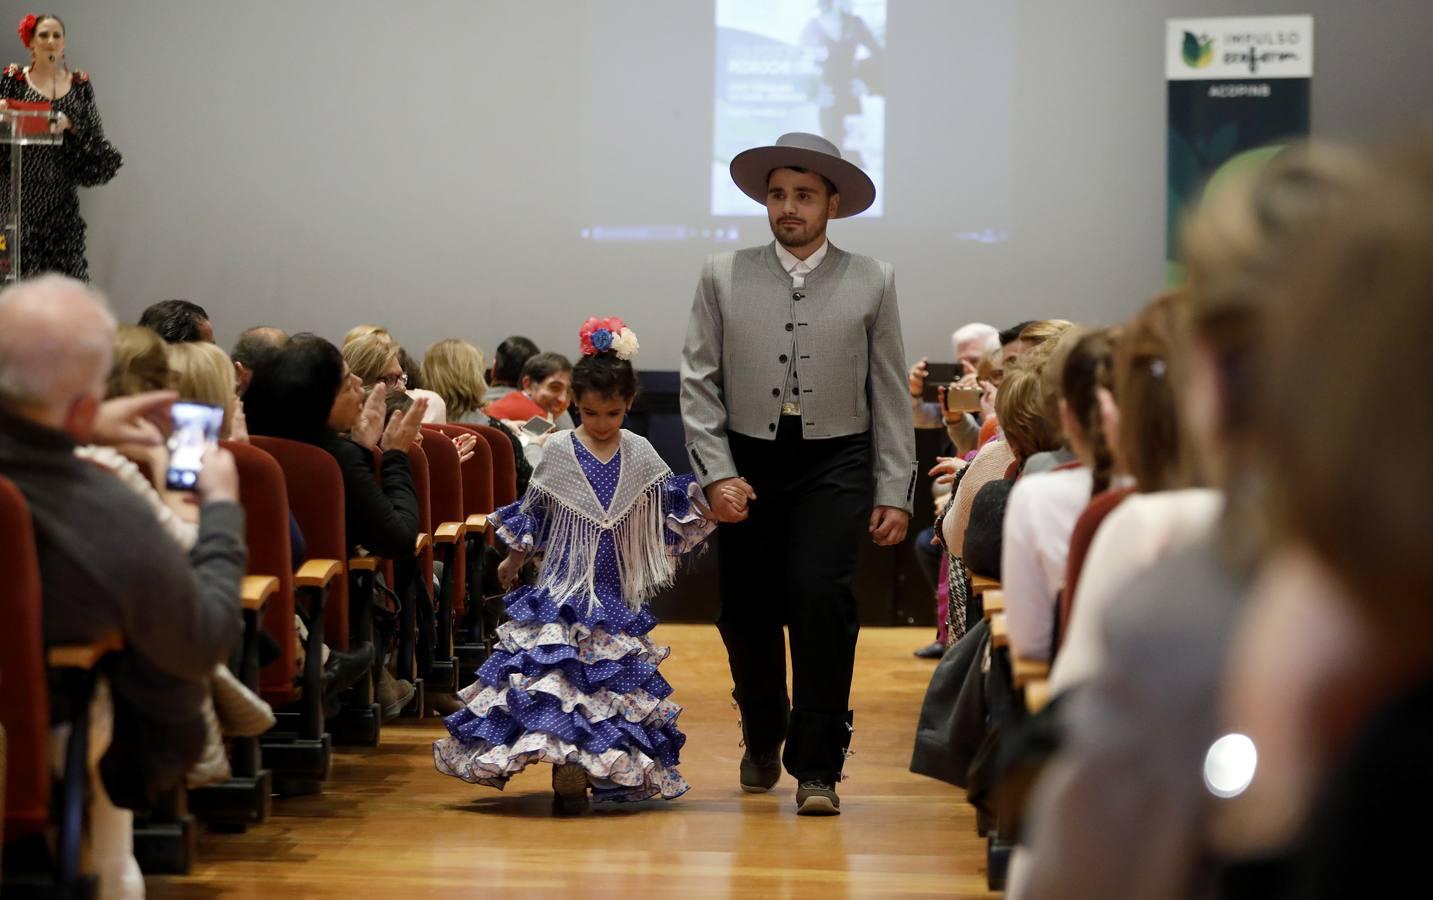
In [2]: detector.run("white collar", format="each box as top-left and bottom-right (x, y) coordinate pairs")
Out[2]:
(774, 239), (829, 274)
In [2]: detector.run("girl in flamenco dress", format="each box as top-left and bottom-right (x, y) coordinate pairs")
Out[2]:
(434, 317), (716, 812)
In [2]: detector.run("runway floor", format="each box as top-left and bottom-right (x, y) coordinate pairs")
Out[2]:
(149, 625), (996, 899)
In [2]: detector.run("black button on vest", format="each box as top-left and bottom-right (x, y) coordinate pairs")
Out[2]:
(793, 291), (805, 301)
(779, 354), (788, 363)
(771, 388), (780, 397)
(785, 323), (793, 332)
(769, 423), (776, 432)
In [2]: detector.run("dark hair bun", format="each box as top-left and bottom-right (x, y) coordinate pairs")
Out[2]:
(571, 352), (638, 402)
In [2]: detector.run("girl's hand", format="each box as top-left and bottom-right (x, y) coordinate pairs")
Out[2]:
(497, 552), (525, 590)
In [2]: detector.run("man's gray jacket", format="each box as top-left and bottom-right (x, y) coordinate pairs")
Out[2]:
(680, 241), (917, 512)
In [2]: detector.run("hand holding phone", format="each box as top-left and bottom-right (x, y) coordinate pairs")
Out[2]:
(166, 401), (225, 491)
(521, 416), (555, 438)
(920, 362), (961, 402)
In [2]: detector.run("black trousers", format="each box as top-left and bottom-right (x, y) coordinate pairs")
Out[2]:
(717, 417), (873, 782)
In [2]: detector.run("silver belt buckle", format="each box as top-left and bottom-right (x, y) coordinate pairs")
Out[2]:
(781, 401), (802, 417)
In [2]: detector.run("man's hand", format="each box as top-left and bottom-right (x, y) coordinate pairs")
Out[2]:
(704, 477), (757, 523)
(908, 357), (929, 399)
(868, 506), (910, 546)
(196, 446), (240, 505)
(379, 395), (428, 452)
(350, 384), (387, 449)
(92, 390), (177, 447)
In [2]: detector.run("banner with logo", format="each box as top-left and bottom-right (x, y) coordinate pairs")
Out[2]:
(1167, 15), (1313, 276)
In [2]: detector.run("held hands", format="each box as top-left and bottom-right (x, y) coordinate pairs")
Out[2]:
(868, 506), (910, 547)
(497, 550), (527, 590)
(380, 395), (428, 452)
(704, 477), (757, 524)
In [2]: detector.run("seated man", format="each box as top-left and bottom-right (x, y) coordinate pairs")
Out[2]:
(0, 276), (245, 808)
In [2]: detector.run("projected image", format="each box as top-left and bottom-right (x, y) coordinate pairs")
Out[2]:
(712, 0), (886, 217)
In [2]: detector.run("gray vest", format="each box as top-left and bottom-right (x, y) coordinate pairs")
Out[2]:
(680, 242), (918, 512)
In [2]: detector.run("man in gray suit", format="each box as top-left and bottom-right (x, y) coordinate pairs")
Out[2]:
(681, 132), (917, 816)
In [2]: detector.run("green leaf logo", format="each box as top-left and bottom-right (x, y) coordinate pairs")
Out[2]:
(1182, 31), (1215, 68)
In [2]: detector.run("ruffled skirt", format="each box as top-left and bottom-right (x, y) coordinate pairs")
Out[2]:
(433, 589), (689, 802)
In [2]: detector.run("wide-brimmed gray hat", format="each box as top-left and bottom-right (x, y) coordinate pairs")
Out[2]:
(729, 132), (876, 218)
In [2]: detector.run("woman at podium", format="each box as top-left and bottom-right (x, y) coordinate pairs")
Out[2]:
(0, 14), (121, 280)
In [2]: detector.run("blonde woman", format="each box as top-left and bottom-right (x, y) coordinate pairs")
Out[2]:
(167, 340), (245, 442)
(344, 331), (448, 424)
(422, 338), (532, 493)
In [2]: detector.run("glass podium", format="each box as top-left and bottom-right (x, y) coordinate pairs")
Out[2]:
(1, 105), (64, 284)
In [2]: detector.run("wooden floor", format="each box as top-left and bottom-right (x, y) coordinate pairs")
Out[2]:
(149, 626), (995, 899)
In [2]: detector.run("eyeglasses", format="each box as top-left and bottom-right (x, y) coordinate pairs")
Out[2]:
(376, 373), (408, 389)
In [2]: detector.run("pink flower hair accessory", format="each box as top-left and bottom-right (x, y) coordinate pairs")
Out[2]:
(578, 316), (640, 361)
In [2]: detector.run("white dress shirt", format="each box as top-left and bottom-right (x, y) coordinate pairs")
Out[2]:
(772, 241), (827, 414)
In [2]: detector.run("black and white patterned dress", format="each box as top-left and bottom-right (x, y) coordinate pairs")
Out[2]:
(0, 64), (122, 281)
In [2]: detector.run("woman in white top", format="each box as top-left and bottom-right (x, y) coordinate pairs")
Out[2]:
(1048, 291), (1213, 692)
(1000, 328), (1115, 662)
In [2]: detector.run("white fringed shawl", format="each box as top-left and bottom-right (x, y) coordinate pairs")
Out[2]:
(518, 431), (679, 613)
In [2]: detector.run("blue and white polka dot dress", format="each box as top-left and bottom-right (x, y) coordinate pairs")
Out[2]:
(433, 435), (712, 802)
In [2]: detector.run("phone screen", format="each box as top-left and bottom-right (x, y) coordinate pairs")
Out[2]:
(521, 416), (555, 438)
(921, 362), (962, 402)
(166, 401), (224, 491)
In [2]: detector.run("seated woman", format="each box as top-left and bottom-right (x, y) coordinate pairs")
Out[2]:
(1210, 140), (1433, 898)
(1049, 291), (1212, 692)
(1000, 328), (1111, 662)
(245, 333), (425, 720)
(421, 337), (533, 495)
(342, 326), (448, 424)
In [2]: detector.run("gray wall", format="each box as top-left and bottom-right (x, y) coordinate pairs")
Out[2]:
(5, 1), (1431, 367)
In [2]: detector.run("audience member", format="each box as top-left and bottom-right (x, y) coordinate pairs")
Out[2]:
(421, 338), (532, 493)
(0, 276), (244, 896)
(107, 324), (171, 397)
(1000, 328), (1105, 662)
(1208, 138), (1433, 898)
(231, 326), (288, 397)
(138, 299), (213, 343)
(1051, 291), (1205, 692)
(485, 335), (540, 406)
(908, 322), (999, 456)
(245, 334), (424, 720)
(484, 350), (573, 433)
(1010, 143), (1367, 900)
(168, 340), (245, 441)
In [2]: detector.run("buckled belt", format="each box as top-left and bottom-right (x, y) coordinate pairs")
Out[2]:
(781, 401), (802, 417)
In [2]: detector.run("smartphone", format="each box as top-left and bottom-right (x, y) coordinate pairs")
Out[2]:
(521, 416), (555, 438)
(944, 387), (984, 414)
(920, 362), (962, 402)
(165, 401), (224, 491)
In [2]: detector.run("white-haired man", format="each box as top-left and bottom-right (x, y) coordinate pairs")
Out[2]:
(0, 276), (245, 897)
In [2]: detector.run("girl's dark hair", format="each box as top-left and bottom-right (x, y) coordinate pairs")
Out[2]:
(245, 332), (345, 443)
(1061, 328), (1116, 495)
(571, 352), (638, 402)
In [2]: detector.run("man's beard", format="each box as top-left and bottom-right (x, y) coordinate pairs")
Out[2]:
(770, 216), (826, 249)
